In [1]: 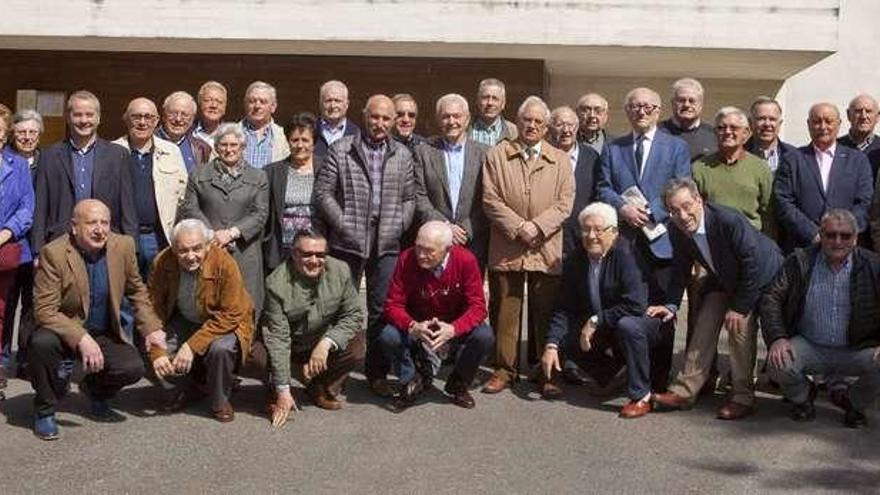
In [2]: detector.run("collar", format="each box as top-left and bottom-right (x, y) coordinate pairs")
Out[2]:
(442, 138), (465, 152)
(849, 132), (875, 148)
(695, 208), (707, 236)
(361, 134), (388, 151)
(579, 128), (604, 144)
(632, 126), (658, 142)
(813, 142), (836, 157)
(672, 117), (701, 131)
(820, 252), (853, 272)
(68, 137), (97, 154)
(128, 137), (154, 155)
(320, 118), (347, 133)
(475, 116), (503, 131)
(242, 118), (273, 133)
(430, 252), (451, 277)
(77, 245), (107, 263)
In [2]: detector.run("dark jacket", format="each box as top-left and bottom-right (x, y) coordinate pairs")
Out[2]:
(562, 143), (601, 258)
(31, 138), (137, 254)
(667, 203), (783, 315)
(262, 158), (322, 273)
(839, 133), (880, 180)
(773, 144), (874, 252)
(760, 245), (880, 350)
(546, 241), (647, 346)
(313, 119), (361, 165)
(745, 137), (797, 165)
(312, 135), (416, 259)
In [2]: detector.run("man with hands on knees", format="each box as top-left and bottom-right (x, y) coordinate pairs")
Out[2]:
(379, 221), (493, 413)
(761, 209), (880, 428)
(262, 229), (364, 426)
(651, 178), (782, 420)
(147, 218), (255, 423)
(29, 199), (166, 440)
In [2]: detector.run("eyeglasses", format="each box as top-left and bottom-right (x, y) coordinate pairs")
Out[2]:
(582, 225), (615, 237)
(14, 129), (40, 136)
(577, 106), (606, 115)
(130, 113), (158, 123)
(296, 250), (327, 259)
(715, 125), (745, 132)
(166, 111), (193, 120)
(554, 122), (578, 131)
(822, 231), (854, 241)
(627, 103), (659, 114)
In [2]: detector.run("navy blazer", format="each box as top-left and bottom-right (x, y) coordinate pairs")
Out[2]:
(745, 138), (797, 166)
(597, 130), (691, 259)
(313, 119), (361, 165)
(668, 203), (783, 315)
(546, 240), (647, 346)
(773, 143), (874, 252)
(562, 144), (601, 258)
(30, 138), (137, 254)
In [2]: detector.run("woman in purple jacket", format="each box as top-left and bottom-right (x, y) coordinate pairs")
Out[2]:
(0, 117), (34, 392)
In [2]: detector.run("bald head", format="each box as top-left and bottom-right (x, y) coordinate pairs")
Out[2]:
(362, 94), (395, 143)
(71, 200), (111, 254)
(624, 87), (662, 133)
(808, 102), (842, 150)
(550, 106), (578, 151)
(123, 97), (159, 147)
(415, 221), (454, 270)
(576, 93), (609, 136)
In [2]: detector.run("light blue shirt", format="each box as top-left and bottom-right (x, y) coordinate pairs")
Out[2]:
(800, 254), (852, 348)
(442, 139), (466, 217)
(320, 118), (347, 147)
(242, 119), (274, 168)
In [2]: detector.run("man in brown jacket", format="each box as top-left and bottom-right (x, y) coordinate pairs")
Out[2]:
(29, 199), (166, 440)
(481, 96), (574, 393)
(148, 218), (255, 422)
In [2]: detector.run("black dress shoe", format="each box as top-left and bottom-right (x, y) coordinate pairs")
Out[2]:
(388, 375), (424, 414)
(835, 392), (868, 428)
(444, 379), (476, 409)
(790, 400), (816, 422)
(562, 366), (590, 386)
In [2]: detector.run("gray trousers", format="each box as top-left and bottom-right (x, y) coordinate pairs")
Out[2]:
(158, 316), (240, 411)
(769, 335), (880, 411)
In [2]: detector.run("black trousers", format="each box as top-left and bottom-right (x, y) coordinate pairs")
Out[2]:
(28, 327), (145, 416)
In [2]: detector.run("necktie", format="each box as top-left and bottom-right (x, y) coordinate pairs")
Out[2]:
(634, 135), (644, 176)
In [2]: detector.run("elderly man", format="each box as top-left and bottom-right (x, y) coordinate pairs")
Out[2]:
(745, 96), (796, 175)
(313, 93), (415, 397)
(468, 78), (517, 146)
(774, 103), (874, 253)
(413, 93), (489, 269)
(156, 91), (212, 173)
(762, 209), (880, 428)
(659, 78), (717, 161)
(839, 94), (880, 178)
(31, 91), (138, 255)
(314, 80), (361, 162)
(391, 93), (425, 150)
(114, 97), (188, 278)
(379, 221), (493, 412)
(11, 109), (44, 174)
(239, 81), (289, 168)
(29, 200), (166, 440)
(192, 81), (228, 147)
(147, 219), (254, 422)
(481, 96), (574, 393)
(541, 202), (663, 417)
(263, 229), (364, 424)
(576, 93), (613, 155)
(693, 106), (774, 237)
(652, 179), (783, 420)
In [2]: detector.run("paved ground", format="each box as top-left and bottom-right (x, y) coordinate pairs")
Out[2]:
(2, 307), (879, 494)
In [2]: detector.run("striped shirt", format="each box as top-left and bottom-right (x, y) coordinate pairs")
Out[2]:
(799, 254), (851, 347)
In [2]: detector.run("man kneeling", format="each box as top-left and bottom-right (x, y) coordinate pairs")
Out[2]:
(264, 229), (364, 426)
(148, 219), (255, 422)
(379, 221), (494, 412)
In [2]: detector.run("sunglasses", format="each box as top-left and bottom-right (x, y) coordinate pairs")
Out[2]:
(396, 111), (417, 118)
(822, 231), (855, 241)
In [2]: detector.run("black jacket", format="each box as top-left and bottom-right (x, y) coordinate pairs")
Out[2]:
(562, 143), (601, 259)
(760, 245), (880, 350)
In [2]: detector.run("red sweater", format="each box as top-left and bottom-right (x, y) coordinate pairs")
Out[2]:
(384, 245), (487, 336)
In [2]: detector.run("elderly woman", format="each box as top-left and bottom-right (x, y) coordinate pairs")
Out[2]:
(177, 123), (269, 314)
(11, 110), (43, 176)
(0, 116), (35, 391)
(264, 112), (321, 272)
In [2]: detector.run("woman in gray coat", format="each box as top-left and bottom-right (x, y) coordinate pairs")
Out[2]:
(177, 123), (270, 314)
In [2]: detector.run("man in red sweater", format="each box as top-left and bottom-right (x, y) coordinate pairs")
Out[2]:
(380, 221), (494, 412)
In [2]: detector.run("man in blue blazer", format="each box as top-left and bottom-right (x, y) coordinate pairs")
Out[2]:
(745, 96), (797, 175)
(774, 103), (874, 253)
(313, 80), (361, 164)
(652, 178), (783, 420)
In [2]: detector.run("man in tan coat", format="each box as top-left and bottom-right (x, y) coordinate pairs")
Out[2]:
(481, 96), (574, 393)
(29, 199), (165, 440)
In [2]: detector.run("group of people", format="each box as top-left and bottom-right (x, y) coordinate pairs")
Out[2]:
(1, 75), (879, 442)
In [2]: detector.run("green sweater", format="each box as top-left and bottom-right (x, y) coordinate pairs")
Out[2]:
(262, 256), (363, 386)
(692, 151), (776, 238)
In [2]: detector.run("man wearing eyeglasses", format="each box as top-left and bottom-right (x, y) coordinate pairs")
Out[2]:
(761, 209), (880, 428)
(156, 91), (212, 173)
(651, 178), (782, 420)
(774, 103), (873, 254)
(575, 93), (613, 155)
(262, 228), (364, 425)
(659, 78), (717, 162)
(114, 98), (188, 279)
(391, 93), (425, 150)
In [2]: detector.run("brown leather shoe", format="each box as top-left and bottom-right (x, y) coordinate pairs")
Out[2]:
(481, 374), (510, 394)
(717, 401), (755, 420)
(540, 381), (563, 400)
(213, 402), (235, 422)
(652, 392), (692, 410)
(619, 400), (652, 419)
(308, 384), (343, 411)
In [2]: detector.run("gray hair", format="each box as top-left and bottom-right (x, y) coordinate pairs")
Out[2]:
(214, 122), (247, 147)
(477, 78), (506, 99)
(714, 106), (749, 129)
(198, 80), (228, 101)
(550, 105), (577, 125)
(13, 109), (44, 132)
(67, 90), (101, 115)
(576, 93), (609, 112)
(578, 202), (618, 230)
(319, 80), (349, 102)
(171, 218), (214, 246)
(749, 96), (782, 120)
(820, 209), (859, 233)
(624, 87), (661, 108)
(392, 93), (418, 114)
(162, 91), (197, 114)
(848, 93), (879, 112)
(435, 93), (470, 117)
(417, 220), (454, 249)
(245, 81), (277, 105)
(662, 177), (701, 207)
(517, 96), (551, 122)
(671, 78), (705, 100)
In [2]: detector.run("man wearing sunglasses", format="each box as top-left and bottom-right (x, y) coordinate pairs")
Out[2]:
(761, 209), (880, 428)
(391, 93), (425, 150)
